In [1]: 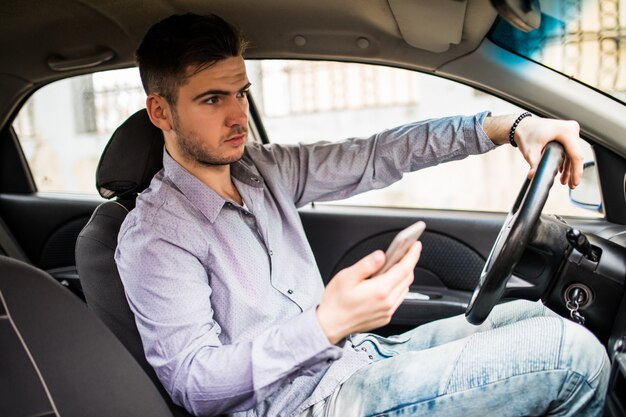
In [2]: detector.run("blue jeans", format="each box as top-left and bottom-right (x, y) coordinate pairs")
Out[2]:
(307, 300), (610, 417)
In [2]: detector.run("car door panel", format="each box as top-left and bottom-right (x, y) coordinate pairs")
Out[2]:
(300, 205), (501, 330)
(300, 204), (618, 333)
(0, 193), (99, 295)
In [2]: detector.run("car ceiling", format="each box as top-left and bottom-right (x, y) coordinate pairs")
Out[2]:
(1, 0), (497, 81)
(3, 0), (626, 159)
(0, 0), (496, 119)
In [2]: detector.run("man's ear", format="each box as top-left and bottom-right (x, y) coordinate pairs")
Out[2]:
(146, 94), (173, 132)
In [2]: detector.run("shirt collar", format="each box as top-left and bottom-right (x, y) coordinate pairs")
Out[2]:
(162, 148), (264, 223)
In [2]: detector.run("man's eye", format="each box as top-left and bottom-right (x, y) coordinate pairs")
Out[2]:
(205, 97), (219, 104)
(237, 90), (249, 99)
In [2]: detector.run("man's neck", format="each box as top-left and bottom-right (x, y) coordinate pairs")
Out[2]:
(197, 163), (243, 206)
(173, 153), (243, 206)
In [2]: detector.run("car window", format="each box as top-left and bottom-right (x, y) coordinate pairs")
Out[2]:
(13, 68), (146, 195)
(12, 62), (602, 218)
(248, 60), (602, 218)
(12, 67), (264, 196)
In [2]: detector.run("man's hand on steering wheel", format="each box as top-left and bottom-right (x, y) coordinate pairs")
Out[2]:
(483, 114), (585, 189)
(466, 113), (585, 326)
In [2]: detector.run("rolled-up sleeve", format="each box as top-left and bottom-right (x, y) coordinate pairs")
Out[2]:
(115, 221), (342, 416)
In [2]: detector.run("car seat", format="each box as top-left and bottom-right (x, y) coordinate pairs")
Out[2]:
(0, 255), (173, 417)
(75, 109), (193, 417)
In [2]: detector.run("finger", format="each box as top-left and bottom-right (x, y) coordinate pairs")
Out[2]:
(385, 241), (422, 283)
(556, 123), (584, 187)
(394, 241), (422, 273)
(559, 157), (567, 184)
(365, 241), (421, 299)
(563, 145), (583, 188)
(390, 285), (410, 313)
(388, 273), (413, 307)
(568, 160), (576, 189)
(369, 279), (411, 325)
(386, 268), (414, 298)
(342, 250), (385, 283)
(571, 158), (583, 188)
(526, 149), (542, 180)
(560, 158), (571, 186)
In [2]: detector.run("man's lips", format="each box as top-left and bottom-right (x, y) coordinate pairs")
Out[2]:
(225, 133), (247, 142)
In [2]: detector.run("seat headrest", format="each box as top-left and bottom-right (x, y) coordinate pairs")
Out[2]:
(96, 109), (164, 199)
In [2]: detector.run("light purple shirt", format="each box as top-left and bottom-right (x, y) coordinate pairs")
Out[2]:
(115, 113), (494, 417)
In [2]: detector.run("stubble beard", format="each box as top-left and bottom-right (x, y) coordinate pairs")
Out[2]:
(172, 110), (246, 167)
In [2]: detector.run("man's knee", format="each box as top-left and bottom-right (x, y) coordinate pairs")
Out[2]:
(488, 299), (549, 327)
(560, 319), (610, 389)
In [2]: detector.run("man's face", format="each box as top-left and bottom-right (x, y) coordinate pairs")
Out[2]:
(169, 56), (250, 166)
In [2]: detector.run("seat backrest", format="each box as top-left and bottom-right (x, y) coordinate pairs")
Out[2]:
(76, 199), (144, 366)
(0, 255), (173, 417)
(75, 110), (192, 417)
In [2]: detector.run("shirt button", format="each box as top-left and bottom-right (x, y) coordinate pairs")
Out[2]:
(269, 250), (274, 256)
(287, 289), (294, 294)
(369, 355), (374, 360)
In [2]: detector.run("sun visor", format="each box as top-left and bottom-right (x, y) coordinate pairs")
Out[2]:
(389, 0), (467, 53)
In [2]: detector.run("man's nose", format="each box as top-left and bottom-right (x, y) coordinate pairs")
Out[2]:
(225, 97), (248, 127)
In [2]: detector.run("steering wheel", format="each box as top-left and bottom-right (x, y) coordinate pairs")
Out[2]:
(465, 141), (565, 325)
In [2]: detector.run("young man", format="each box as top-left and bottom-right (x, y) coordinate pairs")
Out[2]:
(115, 13), (610, 417)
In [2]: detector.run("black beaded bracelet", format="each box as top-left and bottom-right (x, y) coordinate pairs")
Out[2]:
(509, 112), (532, 147)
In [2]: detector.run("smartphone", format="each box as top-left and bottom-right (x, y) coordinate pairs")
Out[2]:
(372, 221), (425, 277)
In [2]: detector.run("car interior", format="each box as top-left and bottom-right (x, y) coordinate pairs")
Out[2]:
(1, 0), (625, 416)
(0, 255), (174, 417)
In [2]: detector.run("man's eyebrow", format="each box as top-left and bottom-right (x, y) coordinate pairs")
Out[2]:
(192, 82), (252, 101)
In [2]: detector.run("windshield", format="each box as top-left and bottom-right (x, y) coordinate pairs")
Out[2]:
(489, 0), (626, 104)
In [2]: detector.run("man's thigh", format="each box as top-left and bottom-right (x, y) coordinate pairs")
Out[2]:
(327, 314), (608, 417)
(351, 299), (555, 356)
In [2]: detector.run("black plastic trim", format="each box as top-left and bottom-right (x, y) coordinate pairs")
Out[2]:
(0, 127), (36, 194)
(595, 144), (626, 225)
(248, 94), (269, 145)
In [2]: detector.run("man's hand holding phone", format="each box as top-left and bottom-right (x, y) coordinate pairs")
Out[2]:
(372, 221), (425, 277)
(316, 222), (425, 344)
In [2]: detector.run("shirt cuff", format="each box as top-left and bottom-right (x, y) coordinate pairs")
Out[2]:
(464, 111), (495, 155)
(283, 308), (344, 368)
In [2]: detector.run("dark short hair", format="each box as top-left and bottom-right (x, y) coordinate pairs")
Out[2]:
(136, 13), (247, 103)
